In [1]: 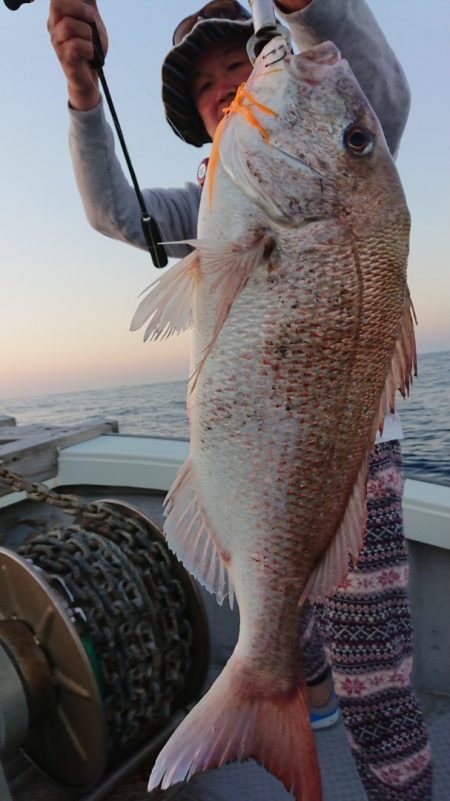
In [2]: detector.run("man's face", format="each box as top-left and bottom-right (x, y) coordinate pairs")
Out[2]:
(190, 41), (252, 139)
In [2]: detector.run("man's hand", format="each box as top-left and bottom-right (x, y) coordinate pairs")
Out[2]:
(48, 0), (108, 111)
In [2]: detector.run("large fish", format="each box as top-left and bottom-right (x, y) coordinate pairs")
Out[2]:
(131, 37), (416, 801)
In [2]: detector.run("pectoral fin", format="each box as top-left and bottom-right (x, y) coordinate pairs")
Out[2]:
(190, 234), (275, 389)
(130, 246), (200, 341)
(130, 234), (275, 361)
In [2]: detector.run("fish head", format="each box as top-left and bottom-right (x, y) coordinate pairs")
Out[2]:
(213, 37), (409, 233)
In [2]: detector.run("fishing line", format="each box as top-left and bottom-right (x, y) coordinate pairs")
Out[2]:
(106, 36), (191, 148)
(87, 14), (168, 269)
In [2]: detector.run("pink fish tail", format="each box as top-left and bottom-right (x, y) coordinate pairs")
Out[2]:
(148, 655), (322, 801)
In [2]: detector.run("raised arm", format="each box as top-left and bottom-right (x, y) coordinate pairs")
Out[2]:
(48, 0), (200, 255)
(276, 0), (411, 155)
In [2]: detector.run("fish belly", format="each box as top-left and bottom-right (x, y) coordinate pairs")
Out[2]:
(189, 230), (403, 609)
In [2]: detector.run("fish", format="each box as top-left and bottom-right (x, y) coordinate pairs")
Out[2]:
(130, 36), (416, 801)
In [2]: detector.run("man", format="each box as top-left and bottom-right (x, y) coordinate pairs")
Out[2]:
(48, 2), (432, 798)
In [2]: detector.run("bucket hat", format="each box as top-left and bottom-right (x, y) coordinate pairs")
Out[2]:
(162, 1), (253, 147)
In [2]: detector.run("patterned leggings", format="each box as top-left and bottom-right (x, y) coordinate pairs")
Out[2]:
(301, 441), (433, 801)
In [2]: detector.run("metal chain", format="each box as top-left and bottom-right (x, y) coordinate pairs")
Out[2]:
(0, 464), (115, 520)
(18, 521), (194, 756)
(1, 463), (201, 756)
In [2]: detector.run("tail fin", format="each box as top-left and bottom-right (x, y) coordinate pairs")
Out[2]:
(148, 655), (322, 801)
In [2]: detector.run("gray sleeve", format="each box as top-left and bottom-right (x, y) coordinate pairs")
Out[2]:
(277, 0), (411, 156)
(68, 98), (202, 259)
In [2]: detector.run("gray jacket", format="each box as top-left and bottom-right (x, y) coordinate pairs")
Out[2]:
(68, 0), (410, 260)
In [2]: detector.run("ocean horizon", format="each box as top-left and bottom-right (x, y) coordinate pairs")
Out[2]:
(1, 350), (449, 487)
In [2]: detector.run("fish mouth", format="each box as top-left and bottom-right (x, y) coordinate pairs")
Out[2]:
(256, 37), (342, 84)
(261, 38), (291, 69)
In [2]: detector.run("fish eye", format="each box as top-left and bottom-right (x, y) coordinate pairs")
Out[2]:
(343, 125), (374, 155)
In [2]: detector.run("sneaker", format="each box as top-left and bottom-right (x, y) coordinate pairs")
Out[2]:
(309, 692), (340, 730)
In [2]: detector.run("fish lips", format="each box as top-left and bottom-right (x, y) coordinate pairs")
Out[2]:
(254, 37), (342, 86)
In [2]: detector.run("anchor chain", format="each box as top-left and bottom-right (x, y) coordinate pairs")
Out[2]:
(0, 463), (204, 758)
(0, 463), (121, 520)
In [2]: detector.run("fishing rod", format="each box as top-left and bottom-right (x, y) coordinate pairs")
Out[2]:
(2, 0), (168, 268)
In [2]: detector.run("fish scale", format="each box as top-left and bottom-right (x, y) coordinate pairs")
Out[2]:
(194, 254), (362, 518)
(131, 36), (415, 801)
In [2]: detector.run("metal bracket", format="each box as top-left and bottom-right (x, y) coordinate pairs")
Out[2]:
(247, 0), (291, 63)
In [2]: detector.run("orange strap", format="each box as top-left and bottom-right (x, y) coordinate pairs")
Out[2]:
(208, 83), (278, 208)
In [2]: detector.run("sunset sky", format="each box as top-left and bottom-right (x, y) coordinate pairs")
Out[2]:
(0, 0), (448, 400)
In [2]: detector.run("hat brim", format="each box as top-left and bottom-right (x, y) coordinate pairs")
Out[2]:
(162, 18), (254, 148)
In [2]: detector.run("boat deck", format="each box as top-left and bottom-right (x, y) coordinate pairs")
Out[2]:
(6, 488), (447, 801)
(8, 691), (450, 801)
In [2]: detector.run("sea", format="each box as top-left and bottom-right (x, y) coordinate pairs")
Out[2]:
(1, 350), (449, 487)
